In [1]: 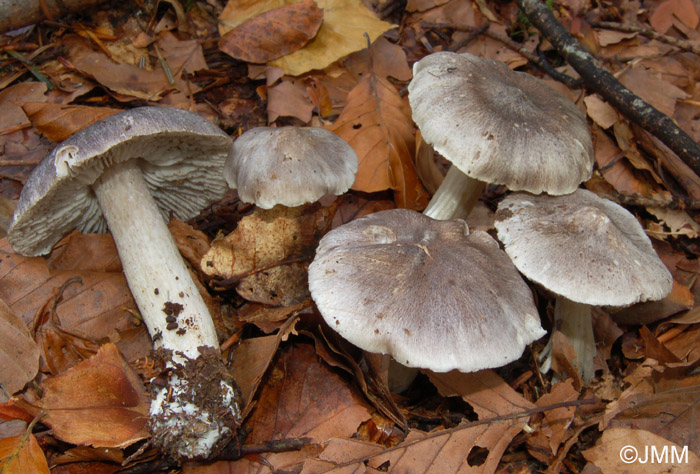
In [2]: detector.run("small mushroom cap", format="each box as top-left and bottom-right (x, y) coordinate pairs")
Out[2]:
(408, 52), (593, 195)
(494, 189), (673, 306)
(224, 127), (358, 209)
(308, 209), (545, 373)
(9, 106), (232, 256)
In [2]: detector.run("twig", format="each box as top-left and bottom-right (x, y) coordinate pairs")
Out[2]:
(514, 0), (700, 179)
(421, 21), (583, 89)
(590, 21), (700, 55)
(317, 398), (598, 472)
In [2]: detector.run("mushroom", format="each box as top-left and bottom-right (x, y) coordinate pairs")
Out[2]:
(8, 106), (240, 460)
(225, 126), (358, 209)
(494, 189), (673, 383)
(308, 209), (545, 388)
(408, 52), (593, 220)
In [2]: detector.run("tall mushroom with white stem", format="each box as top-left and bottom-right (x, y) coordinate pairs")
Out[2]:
(8, 106), (240, 461)
(408, 52), (594, 220)
(494, 189), (673, 383)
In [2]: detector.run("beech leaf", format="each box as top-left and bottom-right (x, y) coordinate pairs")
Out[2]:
(328, 74), (429, 209)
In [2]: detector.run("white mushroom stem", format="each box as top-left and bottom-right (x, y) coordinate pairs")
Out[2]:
(539, 296), (596, 384)
(422, 166), (486, 220)
(93, 159), (239, 460)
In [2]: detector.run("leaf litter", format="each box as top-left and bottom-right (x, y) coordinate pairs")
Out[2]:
(1, 0), (700, 472)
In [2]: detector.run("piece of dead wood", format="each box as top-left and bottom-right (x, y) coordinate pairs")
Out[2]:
(515, 0), (700, 179)
(0, 0), (108, 34)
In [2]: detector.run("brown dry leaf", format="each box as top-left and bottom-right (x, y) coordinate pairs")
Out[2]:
(0, 434), (50, 474)
(224, 342), (372, 472)
(64, 35), (196, 101)
(328, 74), (429, 209)
(618, 65), (689, 118)
(583, 95), (618, 129)
(424, 370), (536, 471)
(603, 362), (700, 453)
(237, 263), (310, 306)
(230, 335), (280, 414)
(650, 0), (700, 34)
(0, 236), (137, 341)
(17, 343), (150, 448)
(526, 380), (579, 461)
(267, 78), (315, 123)
(0, 82), (47, 133)
(592, 128), (670, 202)
(0, 298), (40, 395)
(612, 281), (694, 325)
(646, 207), (700, 239)
(220, 0), (395, 76)
(202, 203), (332, 280)
(219, 0), (323, 63)
(583, 428), (700, 472)
(21, 103), (122, 143)
(168, 219), (211, 277)
(342, 36), (413, 82)
(156, 32), (208, 75)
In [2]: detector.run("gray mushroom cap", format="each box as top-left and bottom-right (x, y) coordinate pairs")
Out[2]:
(408, 52), (593, 195)
(308, 209), (546, 373)
(494, 189), (673, 306)
(225, 126), (358, 209)
(8, 106), (232, 257)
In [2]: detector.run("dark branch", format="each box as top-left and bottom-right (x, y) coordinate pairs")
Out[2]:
(514, 0), (700, 179)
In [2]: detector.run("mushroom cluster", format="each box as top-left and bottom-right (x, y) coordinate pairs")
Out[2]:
(8, 106), (240, 460)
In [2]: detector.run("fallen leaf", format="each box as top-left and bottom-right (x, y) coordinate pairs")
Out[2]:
(583, 428), (700, 472)
(342, 36), (413, 82)
(15, 343), (150, 448)
(647, 207), (700, 239)
(650, 0), (700, 34)
(21, 103), (122, 143)
(64, 35), (198, 101)
(225, 342), (372, 472)
(328, 74), (429, 209)
(0, 434), (50, 474)
(267, 78), (315, 123)
(156, 32), (208, 75)
(526, 380), (579, 460)
(0, 82), (47, 133)
(219, 0), (323, 63)
(0, 236), (137, 341)
(583, 94), (618, 129)
(0, 298), (40, 395)
(202, 204), (334, 304)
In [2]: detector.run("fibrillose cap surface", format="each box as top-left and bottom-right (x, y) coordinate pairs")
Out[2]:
(224, 126), (358, 209)
(494, 189), (673, 306)
(9, 106), (232, 256)
(308, 208), (546, 373)
(408, 52), (593, 195)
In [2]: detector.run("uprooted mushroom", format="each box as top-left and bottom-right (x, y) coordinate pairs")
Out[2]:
(8, 106), (240, 461)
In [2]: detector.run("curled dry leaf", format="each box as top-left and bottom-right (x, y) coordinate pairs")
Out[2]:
(0, 434), (50, 474)
(328, 74), (429, 210)
(202, 204), (333, 304)
(15, 343), (150, 449)
(0, 298), (40, 395)
(219, 0), (323, 64)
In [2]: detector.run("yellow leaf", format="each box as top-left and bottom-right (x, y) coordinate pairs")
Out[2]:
(328, 74), (428, 210)
(220, 0), (395, 76)
(0, 434), (50, 474)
